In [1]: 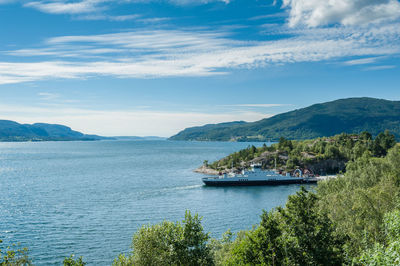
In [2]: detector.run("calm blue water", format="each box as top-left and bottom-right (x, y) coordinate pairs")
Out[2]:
(0, 140), (308, 265)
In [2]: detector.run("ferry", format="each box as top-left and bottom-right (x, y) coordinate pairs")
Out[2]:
(202, 163), (317, 186)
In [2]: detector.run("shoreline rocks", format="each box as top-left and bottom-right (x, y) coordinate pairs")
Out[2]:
(194, 165), (219, 175)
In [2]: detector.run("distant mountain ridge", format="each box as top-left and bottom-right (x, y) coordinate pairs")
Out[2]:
(169, 97), (400, 141)
(0, 120), (109, 141)
(113, 136), (167, 141)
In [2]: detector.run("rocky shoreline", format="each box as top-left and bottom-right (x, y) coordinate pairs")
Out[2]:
(194, 165), (219, 175)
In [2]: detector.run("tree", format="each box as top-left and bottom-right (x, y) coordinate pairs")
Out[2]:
(358, 210), (400, 265)
(227, 210), (289, 266)
(63, 255), (86, 266)
(253, 210), (288, 265)
(262, 143), (267, 150)
(372, 130), (396, 157)
(281, 187), (345, 265)
(359, 131), (372, 141)
(114, 211), (213, 266)
(278, 137), (293, 152)
(317, 145), (400, 256)
(180, 211), (212, 264)
(325, 144), (340, 159)
(227, 188), (345, 266)
(208, 230), (233, 266)
(0, 240), (31, 266)
(250, 145), (257, 154)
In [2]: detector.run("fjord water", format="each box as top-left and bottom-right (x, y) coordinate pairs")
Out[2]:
(1, 140), (306, 265)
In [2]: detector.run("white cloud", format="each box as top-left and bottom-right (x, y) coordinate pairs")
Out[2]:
(38, 92), (60, 100)
(25, 0), (108, 14)
(75, 13), (141, 21)
(45, 30), (236, 52)
(344, 56), (385, 66)
(283, 0), (400, 27)
(248, 12), (287, 21)
(1, 24), (399, 84)
(364, 65), (396, 71)
(136, 17), (171, 24)
(220, 104), (290, 108)
(168, 0), (229, 4)
(22, 0), (229, 15)
(0, 103), (269, 136)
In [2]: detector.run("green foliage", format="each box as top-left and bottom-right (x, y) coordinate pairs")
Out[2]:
(208, 230), (234, 266)
(226, 188), (345, 266)
(114, 211), (213, 266)
(113, 253), (134, 266)
(371, 130), (397, 157)
(358, 210), (400, 265)
(0, 240), (31, 266)
(281, 187), (345, 265)
(210, 131), (396, 175)
(63, 255), (86, 266)
(317, 145), (400, 256)
(227, 211), (289, 266)
(278, 137), (293, 152)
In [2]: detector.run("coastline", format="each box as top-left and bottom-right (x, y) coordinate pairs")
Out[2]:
(194, 165), (220, 175)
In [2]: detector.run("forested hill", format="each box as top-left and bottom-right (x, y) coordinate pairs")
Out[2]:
(170, 97), (400, 141)
(0, 120), (109, 141)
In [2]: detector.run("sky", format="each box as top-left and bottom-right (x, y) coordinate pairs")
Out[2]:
(0, 0), (399, 137)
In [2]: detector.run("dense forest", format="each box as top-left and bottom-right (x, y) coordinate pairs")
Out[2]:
(170, 97), (400, 141)
(2, 131), (399, 265)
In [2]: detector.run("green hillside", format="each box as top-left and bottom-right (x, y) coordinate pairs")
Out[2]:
(0, 120), (108, 141)
(170, 97), (400, 141)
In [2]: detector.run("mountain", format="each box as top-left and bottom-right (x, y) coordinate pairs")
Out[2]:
(113, 136), (167, 141)
(0, 120), (109, 141)
(169, 98), (400, 141)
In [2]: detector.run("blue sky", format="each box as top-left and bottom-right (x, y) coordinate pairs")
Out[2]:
(0, 0), (399, 136)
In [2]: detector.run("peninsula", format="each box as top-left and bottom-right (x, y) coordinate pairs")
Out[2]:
(197, 131), (396, 176)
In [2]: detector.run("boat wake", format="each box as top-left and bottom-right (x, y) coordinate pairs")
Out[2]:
(163, 184), (203, 192)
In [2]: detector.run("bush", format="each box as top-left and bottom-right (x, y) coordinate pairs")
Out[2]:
(63, 255), (86, 266)
(114, 211), (213, 266)
(358, 210), (400, 265)
(226, 187), (345, 266)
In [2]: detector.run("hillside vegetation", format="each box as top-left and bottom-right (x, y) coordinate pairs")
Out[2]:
(170, 97), (400, 141)
(0, 120), (107, 141)
(204, 131), (396, 176)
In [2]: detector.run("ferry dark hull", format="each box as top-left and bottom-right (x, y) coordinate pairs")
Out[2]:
(202, 178), (317, 186)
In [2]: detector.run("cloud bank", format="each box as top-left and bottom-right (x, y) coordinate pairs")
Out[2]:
(0, 0), (399, 85)
(22, 0), (229, 15)
(283, 0), (400, 27)
(1, 22), (399, 85)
